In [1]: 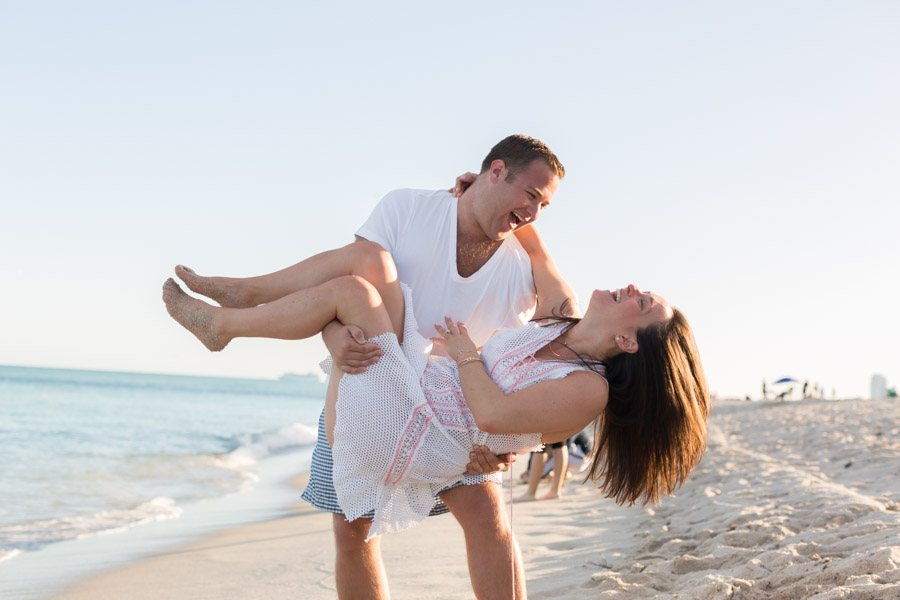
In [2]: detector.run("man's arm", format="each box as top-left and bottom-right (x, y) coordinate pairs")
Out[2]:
(514, 226), (581, 318)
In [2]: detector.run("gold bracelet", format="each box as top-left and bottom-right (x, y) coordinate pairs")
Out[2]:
(458, 357), (484, 369)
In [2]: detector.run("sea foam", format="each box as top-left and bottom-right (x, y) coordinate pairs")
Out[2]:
(219, 422), (318, 469)
(0, 366), (326, 571)
(0, 497), (183, 553)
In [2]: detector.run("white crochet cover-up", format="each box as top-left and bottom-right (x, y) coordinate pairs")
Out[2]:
(328, 284), (596, 540)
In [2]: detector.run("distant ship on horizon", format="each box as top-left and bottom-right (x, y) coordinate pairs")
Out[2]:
(279, 371), (325, 383)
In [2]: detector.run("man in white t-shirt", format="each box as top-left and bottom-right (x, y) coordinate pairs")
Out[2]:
(356, 187), (538, 345)
(306, 135), (574, 599)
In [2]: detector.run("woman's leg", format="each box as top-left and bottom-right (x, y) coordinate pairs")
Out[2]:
(176, 240), (395, 308)
(163, 273), (403, 351)
(166, 241), (404, 347)
(166, 246), (405, 454)
(166, 272), (401, 447)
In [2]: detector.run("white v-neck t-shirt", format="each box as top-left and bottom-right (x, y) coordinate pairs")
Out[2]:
(356, 188), (537, 348)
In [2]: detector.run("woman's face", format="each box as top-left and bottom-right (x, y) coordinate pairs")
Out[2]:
(587, 284), (672, 335)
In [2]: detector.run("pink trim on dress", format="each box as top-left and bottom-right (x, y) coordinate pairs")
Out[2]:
(488, 324), (564, 379)
(510, 363), (574, 391)
(389, 412), (433, 484)
(385, 404), (433, 484)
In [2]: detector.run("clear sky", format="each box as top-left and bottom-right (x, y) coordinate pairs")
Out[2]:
(2, 1), (898, 399)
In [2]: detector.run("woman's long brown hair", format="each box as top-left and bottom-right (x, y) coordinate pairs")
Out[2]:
(537, 308), (709, 505)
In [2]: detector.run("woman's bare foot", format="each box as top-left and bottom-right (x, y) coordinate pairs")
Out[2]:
(162, 278), (229, 351)
(515, 494), (538, 503)
(175, 265), (249, 308)
(539, 491), (561, 500)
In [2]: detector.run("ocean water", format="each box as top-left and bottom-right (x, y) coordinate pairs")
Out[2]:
(0, 365), (326, 597)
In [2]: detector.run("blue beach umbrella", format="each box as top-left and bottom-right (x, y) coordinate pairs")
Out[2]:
(773, 377), (799, 384)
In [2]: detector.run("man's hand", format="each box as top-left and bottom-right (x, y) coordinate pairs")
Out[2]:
(322, 321), (383, 374)
(466, 445), (518, 474)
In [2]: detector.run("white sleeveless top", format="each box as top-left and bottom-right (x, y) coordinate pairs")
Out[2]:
(329, 284), (600, 540)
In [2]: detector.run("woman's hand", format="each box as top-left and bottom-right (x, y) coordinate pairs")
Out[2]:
(448, 172), (477, 198)
(433, 321), (515, 474)
(431, 316), (478, 364)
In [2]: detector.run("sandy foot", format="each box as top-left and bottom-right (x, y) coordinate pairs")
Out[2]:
(175, 265), (247, 308)
(162, 278), (229, 351)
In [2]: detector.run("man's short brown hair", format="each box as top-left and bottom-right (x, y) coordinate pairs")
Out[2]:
(479, 135), (565, 180)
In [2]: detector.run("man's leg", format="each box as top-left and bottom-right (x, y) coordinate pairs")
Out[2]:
(333, 515), (390, 600)
(439, 483), (526, 600)
(304, 411), (393, 599)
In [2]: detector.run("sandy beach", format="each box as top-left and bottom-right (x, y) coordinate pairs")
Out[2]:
(48, 398), (900, 599)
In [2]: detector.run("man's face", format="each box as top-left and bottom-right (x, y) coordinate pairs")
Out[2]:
(478, 159), (560, 240)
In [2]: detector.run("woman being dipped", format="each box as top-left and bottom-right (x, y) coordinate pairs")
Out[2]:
(163, 246), (709, 540)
